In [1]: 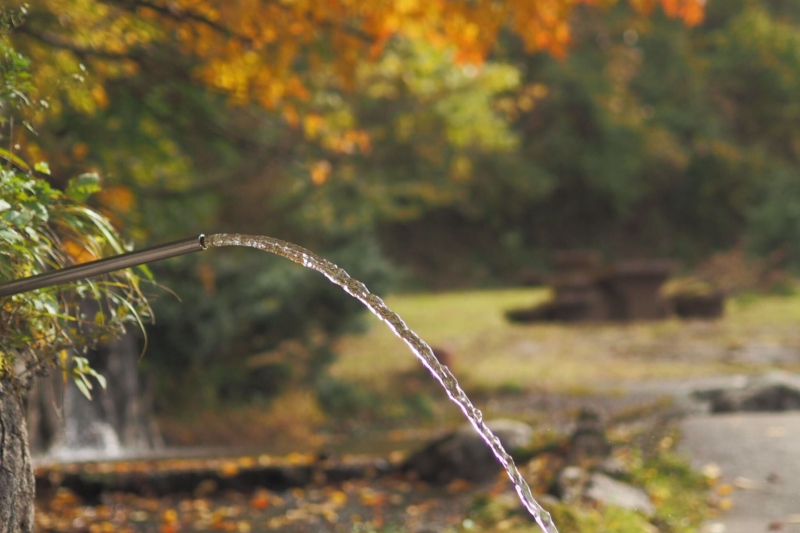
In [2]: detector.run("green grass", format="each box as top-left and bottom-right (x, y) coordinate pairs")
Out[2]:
(331, 287), (800, 393)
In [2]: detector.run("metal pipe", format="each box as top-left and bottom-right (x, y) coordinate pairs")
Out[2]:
(0, 234), (207, 298)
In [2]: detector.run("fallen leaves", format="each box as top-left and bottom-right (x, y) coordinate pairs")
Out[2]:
(35, 454), (485, 532)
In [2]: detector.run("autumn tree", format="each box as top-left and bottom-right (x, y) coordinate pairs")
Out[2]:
(9, 0), (703, 148)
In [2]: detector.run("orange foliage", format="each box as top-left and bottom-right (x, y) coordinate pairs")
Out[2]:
(10, 0), (705, 170)
(629, 0), (704, 25)
(17, 0), (704, 111)
(62, 239), (98, 264)
(97, 185), (135, 214)
(153, 0), (704, 98)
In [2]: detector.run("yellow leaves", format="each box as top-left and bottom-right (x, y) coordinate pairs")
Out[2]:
(91, 85), (109, 109)
(161, 508), (178, 523)
(717, 497), (734, 511)
(311, 160), (332, 185)
(218, 461), (240, 477)
(506, 0), (576, 56)
(701, 462), (722, 486)
(331, 130), (371, 154)
(286, 76), (310, 100)
(287, 452), (314, 465)
(716, 483), (734, 496)
(461, 22), (481, 46)
(283, 105), (300, 127)
(71, 142), (90, 160)
(357, 486), (387, 507)
(249, 489), (271, 510)
(449, 155), (473, 183)
(304, 114), (324, 139)
(33, 0), (160, 56)
(97, 185), (135, 214)
(11, 0), (158, 131)
(395, 0), (421, 16)
(88, 521), (116, 533)
(532, 83), (549, 99)
(328, 489), (348, 506)
(302, 109), (371, 167)
(260, 26), (278, 44)
(63, 238), (98, 264)
(496, 81), (548, 120)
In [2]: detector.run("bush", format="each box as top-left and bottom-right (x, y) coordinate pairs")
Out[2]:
(0, 171), (150, 394)
(747, 168), (800, 272)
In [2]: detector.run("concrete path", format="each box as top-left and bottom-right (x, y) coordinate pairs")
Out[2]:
(679, 412), (800, 533)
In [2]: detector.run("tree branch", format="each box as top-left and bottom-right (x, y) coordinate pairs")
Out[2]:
(124, 0), (248, 42)
(117, 0), (372, 47)
(14, 25), (142, 62)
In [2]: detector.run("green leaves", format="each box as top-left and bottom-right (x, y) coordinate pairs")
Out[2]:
(65, 173), (101, 202)
(33, 161), (50, 175)
(0, 33), (32, 113)
(72, 356), (107, 400)
(1, 168), (152, 397)
(0, 227), (22, 243)
(0, 146), (31, 172)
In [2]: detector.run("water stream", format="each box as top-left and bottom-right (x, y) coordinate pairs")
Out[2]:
(205, 233), (558, 533)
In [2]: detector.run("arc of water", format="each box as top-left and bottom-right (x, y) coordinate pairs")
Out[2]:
(205, 233), (559, 533)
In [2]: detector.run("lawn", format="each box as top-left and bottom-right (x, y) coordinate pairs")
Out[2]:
(330, 287), (800, 393)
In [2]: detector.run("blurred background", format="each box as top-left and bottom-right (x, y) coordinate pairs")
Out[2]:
(5, 0), (800, 530)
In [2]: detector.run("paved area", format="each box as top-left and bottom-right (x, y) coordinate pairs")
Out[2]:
(680, 412), (800, 533)
(608, 373), (800, 532)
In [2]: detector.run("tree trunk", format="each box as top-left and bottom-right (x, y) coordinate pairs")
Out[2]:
(0, 388), (35, 533)
(25, 375), (62, 455)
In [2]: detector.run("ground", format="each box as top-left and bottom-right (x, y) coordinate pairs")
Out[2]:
(680, 412), (800, 533)
(33, 286), (800, 532)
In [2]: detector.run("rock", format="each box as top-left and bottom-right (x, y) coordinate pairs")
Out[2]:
(670, 292), (725, 319)
(585, 472), (655, 516)
(595, 456), (630, 478)
(402, 419), (534, 484)
(695, 370), (800, 413)
(566, 407), (611, 464)
(552, 465), (587, 503)
(552, 466), (654, 516)
(551, 465), (655, 516)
